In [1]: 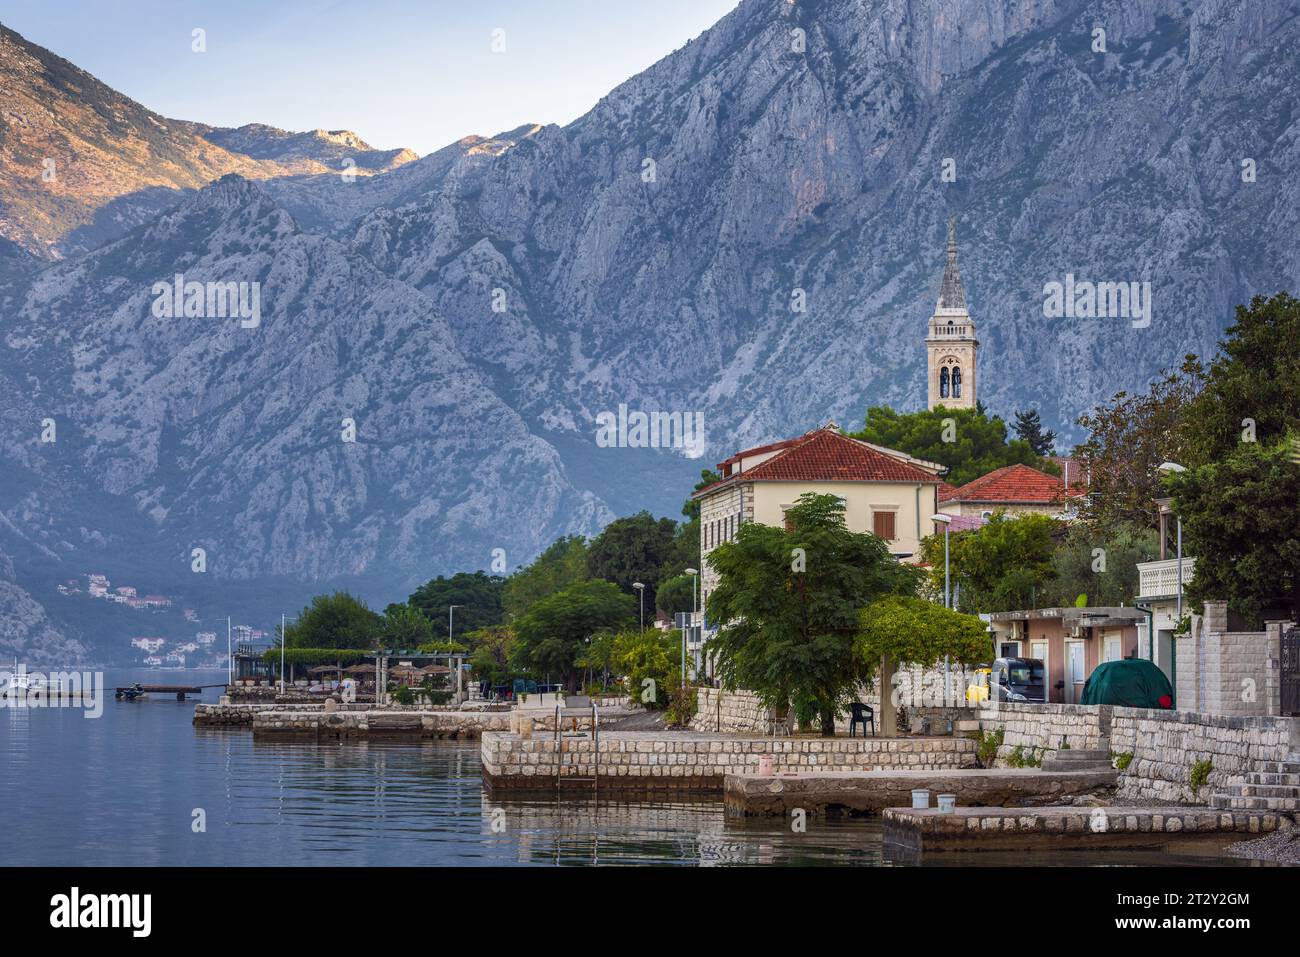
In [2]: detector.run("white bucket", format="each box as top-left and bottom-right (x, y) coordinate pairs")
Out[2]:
(911, 788), (931, 809)
(937, 793), (957, 813)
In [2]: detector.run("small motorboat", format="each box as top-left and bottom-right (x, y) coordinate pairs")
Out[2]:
(114, 684), (149, 701)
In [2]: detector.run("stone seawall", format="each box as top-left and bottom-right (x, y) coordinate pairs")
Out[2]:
(481, 731), (978, 791)
(978, 702), (1300, 805)
(250, 708), (602, 739)
(1111, 707), (1298, 804)
(195, 702), (472, 727)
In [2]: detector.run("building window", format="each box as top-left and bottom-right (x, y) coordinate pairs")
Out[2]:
(952, 365), (962, 398)
(872, 511), (897, 541)
(939, 367), (949, 398)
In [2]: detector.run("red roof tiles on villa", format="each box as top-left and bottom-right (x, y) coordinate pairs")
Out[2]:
(696, 427), (942, 496)
(938, 463), (1079, 505)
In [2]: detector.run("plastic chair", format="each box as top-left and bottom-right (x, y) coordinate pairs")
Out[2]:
(849, 702), (875, 737)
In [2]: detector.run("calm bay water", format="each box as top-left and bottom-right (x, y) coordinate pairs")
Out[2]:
(0, 670), (1245, 867)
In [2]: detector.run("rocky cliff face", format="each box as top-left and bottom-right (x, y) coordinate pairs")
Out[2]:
(3, 0), (1300, 661)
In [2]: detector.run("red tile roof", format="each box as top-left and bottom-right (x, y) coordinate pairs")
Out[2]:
(715, 437), (802, 472)
(939, 463), (1078, 505)
(695, 426), (942, 496)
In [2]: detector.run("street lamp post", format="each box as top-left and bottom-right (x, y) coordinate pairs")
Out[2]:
(1158, 463), (1188, 627)
(930, 514), (953, 609)
(279, 614), (297, 694)
(448, 605), (463, 700)
(930, 515), (954, 705)
(684, 568), (699, 690)
(632, 582), (645, 636)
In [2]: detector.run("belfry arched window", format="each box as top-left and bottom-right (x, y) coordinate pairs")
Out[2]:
(952, 365), (962, 398)
(939, 367), (950, 398)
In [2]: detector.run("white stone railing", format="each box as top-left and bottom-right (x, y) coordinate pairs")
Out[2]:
(1137, 556), (1196, 599)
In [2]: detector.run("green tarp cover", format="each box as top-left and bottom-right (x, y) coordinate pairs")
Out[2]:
(1080, 659), (1174, 708)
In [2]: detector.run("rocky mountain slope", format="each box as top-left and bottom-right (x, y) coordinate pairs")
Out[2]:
(3, 0), (1300, 662)
(0, 23), (415, 259)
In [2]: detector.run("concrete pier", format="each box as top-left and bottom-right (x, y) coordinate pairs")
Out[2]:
(723, 767), (1118, 816)
(882, 805), (1292, 852)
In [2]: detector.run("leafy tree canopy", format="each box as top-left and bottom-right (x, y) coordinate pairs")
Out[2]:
(705, 493), (920, 734)
(408, 571), (504, 636)
(853, 405), (1045, 487)
(467, 626), (516, 688)
(586, 511), (679, 600)
(920, 512), (1062, 613)
(856, 596), (991, 670)
(283, 592), (382, 649)
(501, 535), (589, 619)
(379, 603), (434, 648)
(1183, 292), (1300, 463)
(1039, 522), (1159, 608)
(655, 573), (697, 620)
(510, 579), (636, 690)
(1167, 436), (1300, 626)
(1073, 356), (1205, 532)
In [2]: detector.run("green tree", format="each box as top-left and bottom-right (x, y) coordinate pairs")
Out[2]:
(575, 630), (621, 691)
(283, 592), (383, 649)
(1013, 409), (1057, 457)
(510, 579), (636, 691)
(705, 493), (920, 735)
(1039, 522), (1159, 608)
(680, 468), (722, 522)
(1183, 292), (1300, 463)
(378, 603), (434, 647)
(856, 595), (992, 732)
(654, 573), (696, 620)
(586, 511), (679, 599)
(501, 535), (589, 619)
(920, 513), (1062, 613)
(853, 405), (1044, 487)
(612, 629), (682, 709)
(1167, 435), (1300, 626)
(467, 626), (516, 688)
(1072, 356), (1205, 532)
(407, 571), (504, 636)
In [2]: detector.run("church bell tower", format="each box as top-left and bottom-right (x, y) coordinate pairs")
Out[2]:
(926, 218), (978, 411)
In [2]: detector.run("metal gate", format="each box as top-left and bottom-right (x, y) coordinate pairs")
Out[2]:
(1283, 626), (1300, 716)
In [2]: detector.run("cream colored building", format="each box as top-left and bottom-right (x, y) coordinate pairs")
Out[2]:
(693, 424), (945, 622)
(926, 218), (978, 411)
(937, 463), (1081, 520)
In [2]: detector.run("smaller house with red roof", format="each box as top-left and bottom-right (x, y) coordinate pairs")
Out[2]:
(937, 463), (1084, 521)
(692, 423), (946, 620)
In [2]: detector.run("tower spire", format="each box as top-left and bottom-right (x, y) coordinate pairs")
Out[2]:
(937, 216), (967, 310)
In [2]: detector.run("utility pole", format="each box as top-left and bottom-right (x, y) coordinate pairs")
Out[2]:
(226, 616), (232, 687)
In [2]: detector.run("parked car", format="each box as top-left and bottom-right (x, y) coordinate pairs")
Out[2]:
(989, 657), (1046, 703)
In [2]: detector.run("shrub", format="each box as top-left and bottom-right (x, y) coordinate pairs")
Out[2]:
(1113, 751), (1134, 771)
(977, 727), (1005, 766)
(1190, 758), (1213, 792)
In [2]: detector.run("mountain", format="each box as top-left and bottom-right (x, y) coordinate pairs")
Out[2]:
(4, 0), (1300, 662)
(0, 24), (415, 259)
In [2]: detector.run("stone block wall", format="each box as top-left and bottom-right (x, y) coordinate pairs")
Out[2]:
(1174, 602), (1292, 716)
(977, 701), (1107, 757)
(977, 701), (1299, 805)
(1110, 706), (1297, 803)
(481, 732), (978, 789)
(690, 688), (767, 733)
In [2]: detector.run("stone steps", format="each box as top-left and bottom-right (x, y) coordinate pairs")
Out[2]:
(1235, 782), (1300, 798)
(1209, 794), (1300, 811)
(1039, 749), (1111, 772)
(1245, 771), (1300, 787)
(1255, 760), (1300, 775)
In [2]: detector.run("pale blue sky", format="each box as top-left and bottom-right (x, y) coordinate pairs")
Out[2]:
(0, 0), (741, 155)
